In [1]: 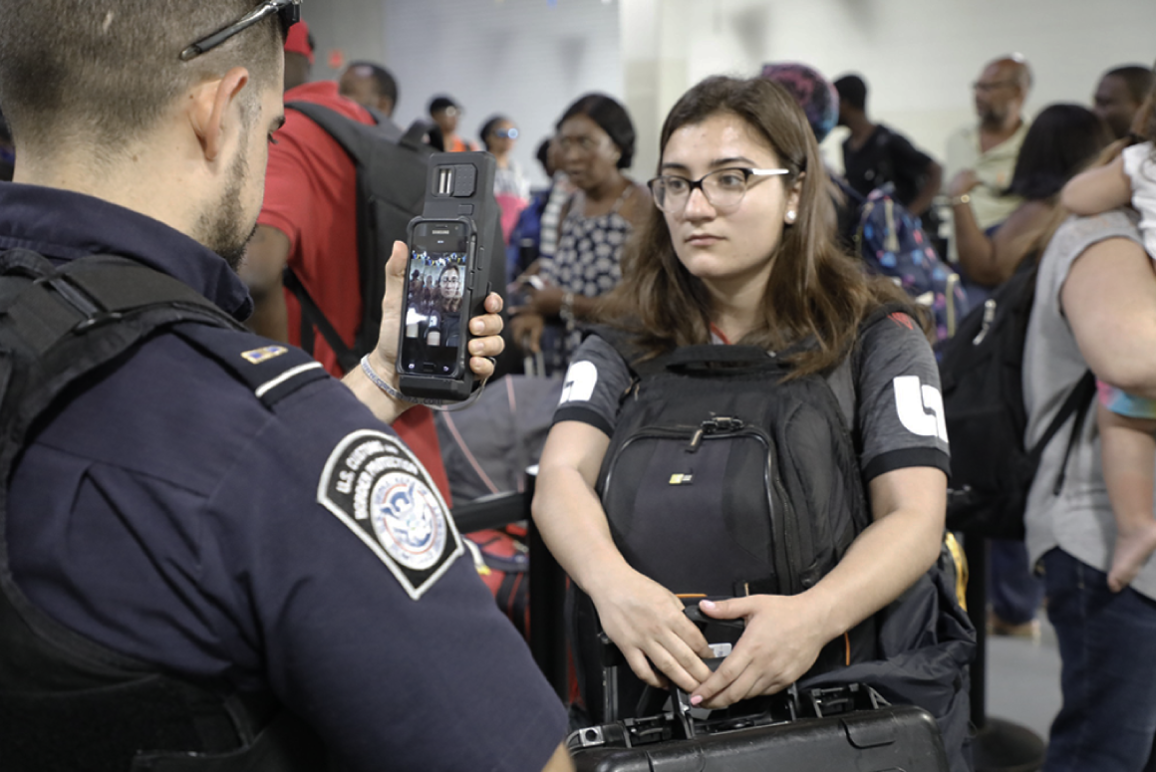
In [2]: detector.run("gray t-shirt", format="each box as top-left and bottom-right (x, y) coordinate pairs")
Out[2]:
(554, 311), (950, 483)
(1022, 210), (1156, 600)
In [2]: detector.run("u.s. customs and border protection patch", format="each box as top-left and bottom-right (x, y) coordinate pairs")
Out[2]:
(318, 430), (463, 600)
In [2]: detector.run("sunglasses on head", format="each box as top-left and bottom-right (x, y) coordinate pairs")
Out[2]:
(180, 0), (302, 62)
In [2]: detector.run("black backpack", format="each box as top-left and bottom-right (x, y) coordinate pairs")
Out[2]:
(0, 250), (325, 771)
(938, 258), (1096, 539)
(570, 314), (975, 770)
(282, 102), (435, 374)
(570, 316), (888, 723)
(594, 338), (872, 601)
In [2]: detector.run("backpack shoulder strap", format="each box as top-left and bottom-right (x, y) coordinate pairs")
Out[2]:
(0, 251), (242, 657)
(1033, 370), (1097, 494)
(830, 301), (917, 442)
(286, 100), (378, 166)
(400, 120), (439, 153)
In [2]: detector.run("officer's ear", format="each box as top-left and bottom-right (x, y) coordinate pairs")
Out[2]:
(188, 67), (251, 163)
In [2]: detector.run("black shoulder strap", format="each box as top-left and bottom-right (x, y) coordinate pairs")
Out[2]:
(400, 119), (438, 153)
(280, 102), (370, 373)
(286, 101), (377, 166)
(3, 252), (240, 356)
(286, 102), (436, 175)
(833, 301), (920, 448)
(280, 267), (358, 374)
(0, 252), (236, 697)
(1037, 371), (1097, 496)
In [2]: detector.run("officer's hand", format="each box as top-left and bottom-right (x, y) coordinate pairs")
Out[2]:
(377, 240), (504, 382)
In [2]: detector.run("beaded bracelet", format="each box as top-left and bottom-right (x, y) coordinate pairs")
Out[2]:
(359, 354), (489, 412)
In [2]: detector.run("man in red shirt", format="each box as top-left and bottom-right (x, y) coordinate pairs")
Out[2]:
(242, 22), (452, 501)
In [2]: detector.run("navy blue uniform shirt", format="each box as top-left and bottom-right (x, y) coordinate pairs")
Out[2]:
(0, 183), (567, 771)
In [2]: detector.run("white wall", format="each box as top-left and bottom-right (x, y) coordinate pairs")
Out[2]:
(630, 0), (1156, 174)
(382, 0), (623, 188)
(302, 0), (1156, 184)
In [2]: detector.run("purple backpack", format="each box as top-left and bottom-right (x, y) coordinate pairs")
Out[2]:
(855, 185), (968, 350)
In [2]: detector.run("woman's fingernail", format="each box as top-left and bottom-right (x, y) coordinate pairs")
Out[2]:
(690, 695), (703, 706)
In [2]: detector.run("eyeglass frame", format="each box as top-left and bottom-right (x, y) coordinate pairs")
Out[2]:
(493, 127), (519, 140)
(180, 0), (302, 62)
(647, 167), (791, 214)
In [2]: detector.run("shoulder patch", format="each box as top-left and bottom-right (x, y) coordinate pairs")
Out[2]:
(318, 430), (463, 600)
(241, 345), (289, 364)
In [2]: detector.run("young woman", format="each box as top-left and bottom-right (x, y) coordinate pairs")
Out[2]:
(533, 75), (953, 721)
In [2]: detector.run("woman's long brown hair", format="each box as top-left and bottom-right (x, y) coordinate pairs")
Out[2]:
(597, 75), (912, 378)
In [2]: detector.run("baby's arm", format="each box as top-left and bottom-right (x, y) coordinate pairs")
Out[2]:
(1062, 155), (1131, 215)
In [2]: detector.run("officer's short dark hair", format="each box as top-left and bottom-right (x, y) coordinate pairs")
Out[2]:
(834, 74), (867, 112)
(0, 0), (284, 155)
(557, 93), (636, 169)
(346, 61), (398, 107)
(1104, 65), (1154, 105)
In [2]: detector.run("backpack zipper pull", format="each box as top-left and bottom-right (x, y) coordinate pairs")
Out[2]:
(687, 427), (705, 452)
(972, 299), (997, 345)
(686, 417), (744, 452)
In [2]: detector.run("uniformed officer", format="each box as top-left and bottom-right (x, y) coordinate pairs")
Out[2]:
(0, 1), (572, 770)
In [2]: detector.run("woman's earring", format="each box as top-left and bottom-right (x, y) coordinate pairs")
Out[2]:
(786, 210), (797, 224)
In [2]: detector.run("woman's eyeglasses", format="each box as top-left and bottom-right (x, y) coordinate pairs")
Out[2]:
(648, 167), (789, 214)
(180, 0), (302, 62)
(493, 128), (519, 140)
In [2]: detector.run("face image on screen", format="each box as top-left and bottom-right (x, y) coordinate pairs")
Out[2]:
(401, 225), (469, 376)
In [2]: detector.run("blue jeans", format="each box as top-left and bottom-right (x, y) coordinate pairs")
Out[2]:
(989, 538), (1045, 625)
(1042, 549), (1156, 772)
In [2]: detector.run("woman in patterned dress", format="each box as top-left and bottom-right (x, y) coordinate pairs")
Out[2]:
(511, 94), (649, 373)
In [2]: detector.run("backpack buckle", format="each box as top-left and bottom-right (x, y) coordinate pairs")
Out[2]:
(74, 311), (124, 333)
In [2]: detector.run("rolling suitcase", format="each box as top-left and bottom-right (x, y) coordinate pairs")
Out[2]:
(568, 682), (950, 771)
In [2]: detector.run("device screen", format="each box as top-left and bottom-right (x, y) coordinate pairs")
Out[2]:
(401, 221), (472, 378)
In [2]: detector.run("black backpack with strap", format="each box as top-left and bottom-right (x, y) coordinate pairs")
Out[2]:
(281, 101), (436, 374)
(0, 250), (326, 772)
(938, 258), (1096, 539)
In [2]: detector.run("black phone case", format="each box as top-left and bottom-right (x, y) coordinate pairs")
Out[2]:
(398, 152), (502, 401)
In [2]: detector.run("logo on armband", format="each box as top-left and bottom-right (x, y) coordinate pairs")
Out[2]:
(318, 430), (463, 600)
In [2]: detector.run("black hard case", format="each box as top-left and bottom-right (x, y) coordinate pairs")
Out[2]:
(570, 685), (950, 772)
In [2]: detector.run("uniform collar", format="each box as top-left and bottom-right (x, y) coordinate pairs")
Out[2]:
(0, 182), (253, 321)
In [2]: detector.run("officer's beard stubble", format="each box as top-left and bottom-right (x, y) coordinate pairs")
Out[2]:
(194, 139), (257, 272)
